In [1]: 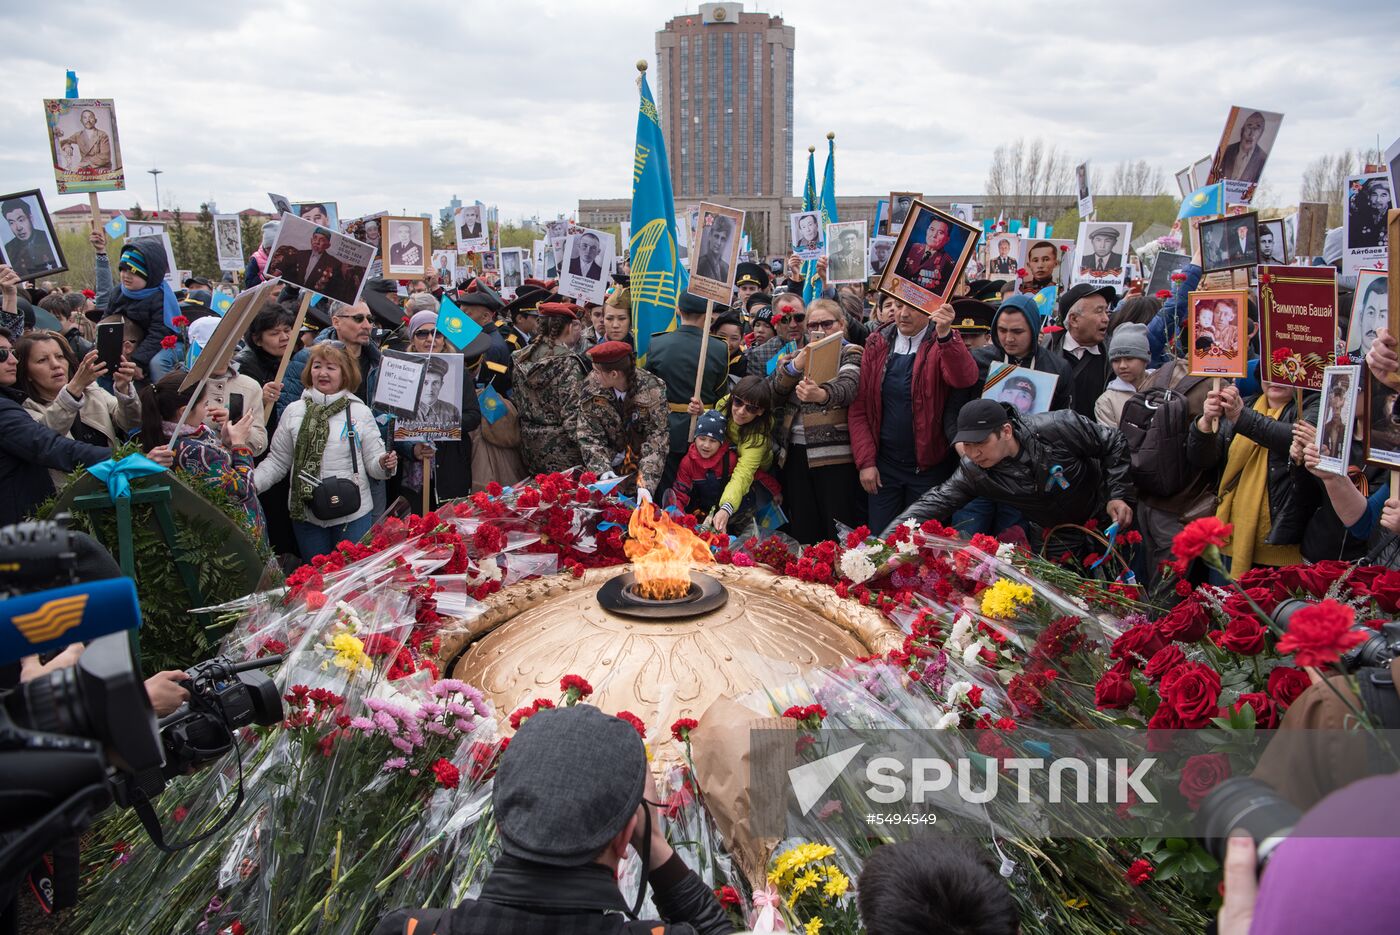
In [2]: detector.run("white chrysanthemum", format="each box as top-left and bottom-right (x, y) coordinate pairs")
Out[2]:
(934, 711), (961, 730)
(962, 641), (983, 668)
(996, 542), (1017, 561)
(948, 614), (973, 650)
(896, 536), (919, 555)
(839, 549), (877, 584)
(471, 556), (503, 583)
(945, 680), (973, 704)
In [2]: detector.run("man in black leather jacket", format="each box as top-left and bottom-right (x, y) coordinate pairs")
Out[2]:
(881, 398), (1135, 537)
(372, 704), (735, 935)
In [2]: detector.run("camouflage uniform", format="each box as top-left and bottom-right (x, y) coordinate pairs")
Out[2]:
(571, 368), (669, 494)
(512, 339), (587, 475)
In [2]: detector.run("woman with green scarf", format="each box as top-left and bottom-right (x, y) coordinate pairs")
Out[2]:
(255, 342), (396, 560)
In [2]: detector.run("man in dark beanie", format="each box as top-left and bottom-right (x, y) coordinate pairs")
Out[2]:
(372, 704), (734, 935)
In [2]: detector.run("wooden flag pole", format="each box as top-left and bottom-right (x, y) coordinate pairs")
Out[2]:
(87, 193), (102, 233)
(422, 458), (432, 516)
(687, 299), (716, 442)
(265, 291), (313, 421)
(1392, 470), (1399, 505)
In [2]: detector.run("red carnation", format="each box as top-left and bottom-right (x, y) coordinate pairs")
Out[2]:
(1170, 271), (1188, 282)
(431, 757), (460, 789)
(1169, 517), (1232, 575)
(160, 334), (178, 349)
(616, 710), (647, 738)
(1154, 289), (1172, 299)
(1178, 752), (1230, 809)
(1257, 273), (1272, 285)
(1059, 244), (1071, 252)
(171, 315), (189, 328)
(1271, 347), (1292, 363)
(1275, 599), (1367, 667)
(559, 674), (593, 703)
(1015, 267), (1028, 278)
(671, 717), (699, 742)
(1125, 858), (1154, 886)
(304, 590), (327, 610)
(715, 885), (742, 908)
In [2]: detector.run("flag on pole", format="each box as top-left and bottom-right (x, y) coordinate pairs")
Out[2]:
(103, 214), (127, 240)
(1032, 285), (1058, 320)
(65, 70), (78, 99)
(435, 294), (482, 350)
(1177, 182), (1225, 220)
(798, 148), (818, 301)
(804, 136), (839, 305)
(628, 64), (687, 363)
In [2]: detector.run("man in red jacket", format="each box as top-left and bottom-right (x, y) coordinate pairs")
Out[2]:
(848, 296), (979, 532)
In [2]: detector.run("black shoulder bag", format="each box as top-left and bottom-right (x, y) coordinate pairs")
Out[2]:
(307, 412), (362, 521)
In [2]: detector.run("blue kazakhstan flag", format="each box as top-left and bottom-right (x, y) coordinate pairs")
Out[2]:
(805, 137), (839, 304)
(629, 63), (687, 362)
(798, 147), (818, 296)
(65, 70), (78, 98)
(1032, 285), (1058, 320)
(435, 294), (482, 351)
(1178, 182), (1224, 220)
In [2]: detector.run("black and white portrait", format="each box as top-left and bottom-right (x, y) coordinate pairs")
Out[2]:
(265, 211), (375, 305)
(1199, 212), (1260, 274)
(500, 248), (524, 290)
(0, 190), (66, 281)
(1073, 222), (1132, 288)
(456, 204), (488, 253)
(889, 192), (918, 234)
(559, 226), (615, 305)
(1207, 107), (1284, 185)
(1257, 219), (1288, 265)
(825, 220), (867, 284)
(790, 211), (823, 259)
(213, 214), (244, 273)
(869, 235), (896, 278)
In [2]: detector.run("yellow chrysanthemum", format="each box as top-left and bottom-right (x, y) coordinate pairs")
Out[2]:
(788, 868), (821, 906)
(769, 843), (837, 887)
(980, 579), (1034, 620)
(329, 633), (369, 673)
(822, 868), (849, 899)
(805, 918), (824, 935)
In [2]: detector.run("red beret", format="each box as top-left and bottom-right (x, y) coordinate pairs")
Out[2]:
(586, 340), (633, 366)
(539, 302), (581, 319)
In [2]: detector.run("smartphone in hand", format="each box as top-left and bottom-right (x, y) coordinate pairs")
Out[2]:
(96, 321), (124, 371)
(227, 393), (245, 424)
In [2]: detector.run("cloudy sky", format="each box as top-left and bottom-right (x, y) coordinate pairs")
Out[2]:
(2, 0), (1396, 221)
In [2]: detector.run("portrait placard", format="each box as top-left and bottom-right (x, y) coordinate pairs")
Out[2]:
(455, 204), (489, 254)
(499, 247), (525, 292)
(1073, 222), (1133, 289)
(985, 232), (1021, 280)
(212, 214), (244, 273)
(1190, 155), (1213, 190)
(1075, 163), (1093, 219)
(1315, 365), (1360, 475)
(265, 211), (376, 306)
(825, 220), (868, 284)
(869, 235), (896, 278)
(1199, 212), (1260, 274)
(1174, 167), (1194, 198)
(374, 350), (427, 421)
(431, 250), (456, 286)
(178, 280), (279, 393)
(1294, 202), (1328, 258)
(545, 219), (568, 259)
(1257, 218), (1288, 265)
(948, 203), (976, 225)
(127, 219), (166, 239)
(1146, 251), (1191, 298)
(1260, 265), (1337, 390)
(878, 201), (979, 314)
(985, 362), (1057, 417)
(532, 239), (559, 279)
(381, 216), (431, 279)
(292, 202), (338, 232)
(888, 192), (920, 235)
(1187, 289), (1250, 378)
(790, 211), (824, 260)
(1206, 107), (1284, 185)
(803, 330), (843, 385)
(43, 98), (124, 194)
(1364, 370), (1400, 470)
(1348, 268), (1390, 360)
(687, 202), (745, 305)
(0, 190), (67, 281)
(391, 353), (465, 442)
(1343, 172), (1390, 278)
(559, 226), (614, 305)
(268, 193), (292, 216)
(1021, 237), (1075, 290)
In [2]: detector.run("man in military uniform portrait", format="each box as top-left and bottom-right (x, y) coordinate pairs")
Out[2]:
(793, 212), (821, 252)
(989, 236), (1018, 276)
(414, 356), (461, 424)
(1080, 227), (1123, 275)
(895, 216), (957, 295)
(0, 198), (59, 281)
(1349, 177), (1392, 250)
(829, 226), (866, 283)
(389, 221), (424, 269)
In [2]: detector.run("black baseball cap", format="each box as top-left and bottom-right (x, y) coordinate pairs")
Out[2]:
(1057, 283), (1116, 321)
(953, 399), (1011, 444)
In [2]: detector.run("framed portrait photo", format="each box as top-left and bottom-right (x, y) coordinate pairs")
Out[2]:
(1021, 237), (1075, 290)
(1348, 268), (1391, 361)
(559, 227), (614, 304)
(877, 201), (979, 314)
(1187, 288), (1250, 378)
(687, 202), (746, 305)
(790, 210), (824, 260)
(1364, 370), (1400, 470)
(266, 211), (376, 306)
(1072, 222), (1133, 289)
(381, 216), (431, 279)
(1199, 212), (1261, 274)
(869, 235), (897, 279)
(888, 192), (921, 235)
(43, 98), (124, 194)
(0, 190), (67, 281)
(825, 220), (868, 284)
(1257, 218), (1288, 265)
(455, 204), (489, 254)
(985, 362), (1058, 417)
(499, 247), (525, 292)
(293, 202), (339, 233)
(985, 232), (1022, 280)
(1206, 106), (1284, 186)
(212, 214), (244, 273)
(1343, 172), (1390, 277)
(1315, 365), (1361, 475)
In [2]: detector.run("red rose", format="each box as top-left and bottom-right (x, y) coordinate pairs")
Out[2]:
(1143, 644), (1187, 683)
(1360, 570), (1400, 613)
(1178, 752), (1231, 809)
(1125, 858), (1154, 886)
(1222, 587), (1279, 618)
(1213, 613), (1267, 655)
(1110, 621), (1166, 667)
(1233, 692), (1280, 729)
(1275, 599), (1367, 667)
(1094, 664), (1137, 710)
(1146, 703), (1183, 751)
(1276, 560), (1351, 599)
(1267, 666), (1311, 707)
(431, 757), (460, 789)
(1169, 518), (1232, 574)
(1160, 661), (1221, 727)
(1156, 601), (1210, 643)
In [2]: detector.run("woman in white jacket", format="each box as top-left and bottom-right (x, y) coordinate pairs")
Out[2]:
(255, 342), (397, 560)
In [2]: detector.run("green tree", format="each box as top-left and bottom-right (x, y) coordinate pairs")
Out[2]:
(239, 216), (265, 273)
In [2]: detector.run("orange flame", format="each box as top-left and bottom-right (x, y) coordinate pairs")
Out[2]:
(624, 500), (714, 599)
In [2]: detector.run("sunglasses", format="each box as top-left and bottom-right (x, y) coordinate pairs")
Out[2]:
(732, 398), (764, 414)
(337, 313), (371, 324)
(0, 347), (10, 362)
(779, 314), (806, 323)
(413, 328), (438, 339)
(806, 319), (838, 330)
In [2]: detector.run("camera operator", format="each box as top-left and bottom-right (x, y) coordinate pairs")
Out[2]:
(17, 645), (190, 716)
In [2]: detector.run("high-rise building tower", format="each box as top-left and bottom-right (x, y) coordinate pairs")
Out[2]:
(655, 3), (795, 200)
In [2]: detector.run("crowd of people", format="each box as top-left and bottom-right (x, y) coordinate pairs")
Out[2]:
(2, 214), (1397, 593)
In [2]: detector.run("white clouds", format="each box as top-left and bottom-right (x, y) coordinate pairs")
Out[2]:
(1, 1), (1395, 220)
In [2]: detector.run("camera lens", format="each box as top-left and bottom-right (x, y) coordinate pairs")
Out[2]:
(1196, 778), (1301, 867)
(9, 666), (93, 739)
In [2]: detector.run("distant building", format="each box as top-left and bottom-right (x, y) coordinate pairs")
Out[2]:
(440, 194), (462, 227)
(50, 204), (275, 236)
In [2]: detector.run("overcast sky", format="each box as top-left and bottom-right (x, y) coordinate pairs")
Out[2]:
(2, 0), (1396, 222)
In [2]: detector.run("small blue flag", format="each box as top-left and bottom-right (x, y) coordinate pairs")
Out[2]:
(755, 498), (788, 532)
(210, 292), (234, 315)
(435, 294), (482, 351)
(765, 341), (796, 376)
(478, 383), (506, 424)
(1178, 182), (1225, 220)
(104, 214), (127, 240)
(1032, 285), (1057, 320)
(588, 474), (629, 495)
(65, 70), (78, 99)
(1008, 220), (1022, 234)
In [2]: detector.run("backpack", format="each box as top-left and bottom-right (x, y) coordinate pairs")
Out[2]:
(1117, 366), (1205, 498)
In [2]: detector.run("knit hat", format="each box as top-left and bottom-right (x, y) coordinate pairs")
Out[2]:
(408, 310), (438, 334)
(494, 705), (648, 866)
(1108, 322), (1150, 362)
(695, 409), (727, 440)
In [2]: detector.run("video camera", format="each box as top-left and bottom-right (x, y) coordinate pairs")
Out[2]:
(0, 519), (283, 899)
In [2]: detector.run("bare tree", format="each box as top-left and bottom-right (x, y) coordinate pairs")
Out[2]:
(1301, 148), (1383, 225)
(983, 138), (1075, 218)
(1099, 159), (1167, 197)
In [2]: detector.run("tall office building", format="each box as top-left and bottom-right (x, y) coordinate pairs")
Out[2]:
(655, 3), (795, 200)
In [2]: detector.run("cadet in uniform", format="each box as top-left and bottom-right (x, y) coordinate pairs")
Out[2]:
(571, 340), (669, 497)
(512, 301), (587, 475)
